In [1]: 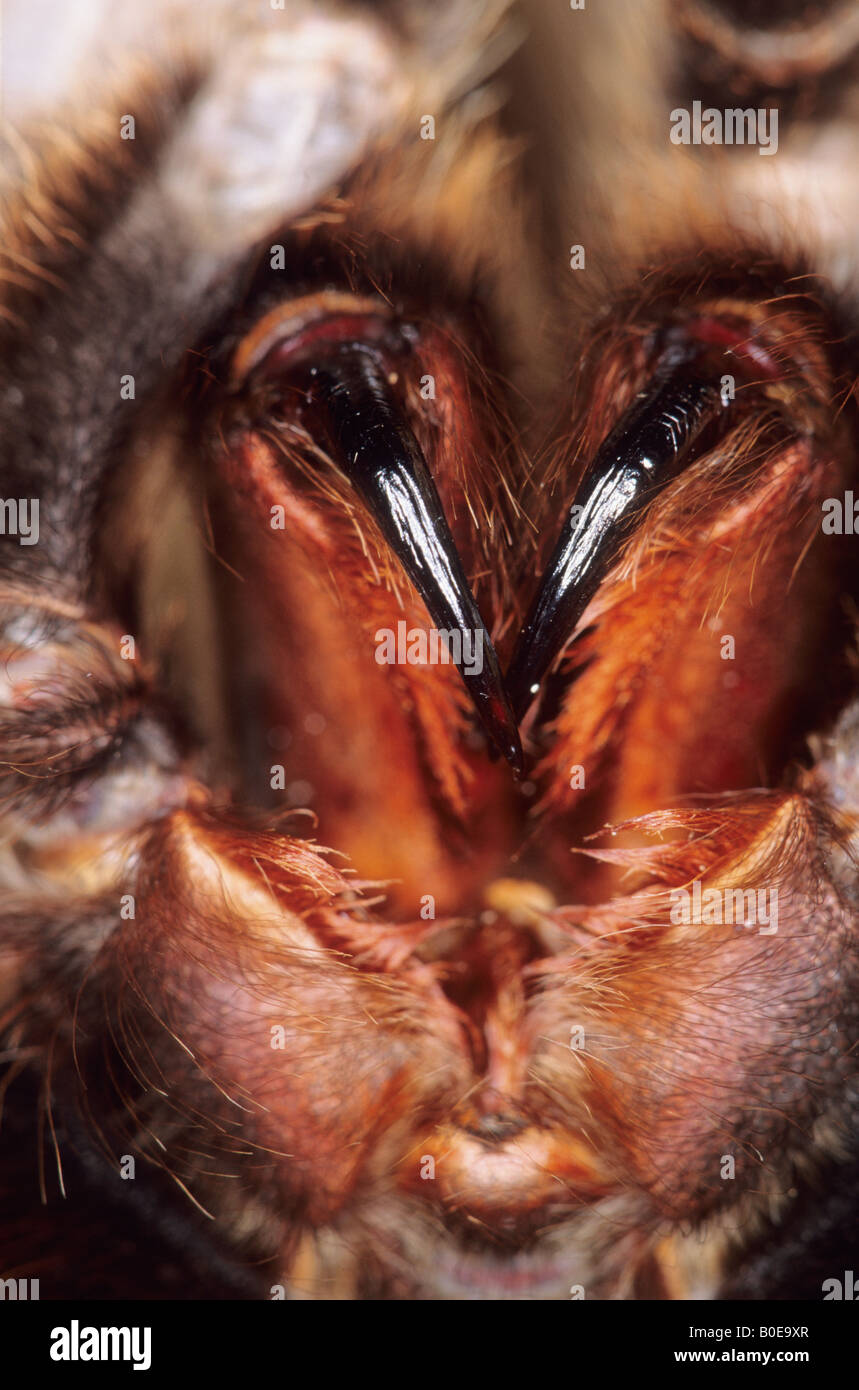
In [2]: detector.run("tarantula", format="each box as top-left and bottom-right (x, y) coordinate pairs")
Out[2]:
(1, 0), (858, 1300)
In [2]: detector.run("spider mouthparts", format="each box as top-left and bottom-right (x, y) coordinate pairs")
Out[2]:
(299, 345), (524, 773)
(506, 364), (726, 720)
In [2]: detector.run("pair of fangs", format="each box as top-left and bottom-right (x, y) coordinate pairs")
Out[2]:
(298, 341), (731, 775)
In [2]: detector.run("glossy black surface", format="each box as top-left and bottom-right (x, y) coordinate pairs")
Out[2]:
(507, 367), (726, 720)
(302, 344), (523, 772)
